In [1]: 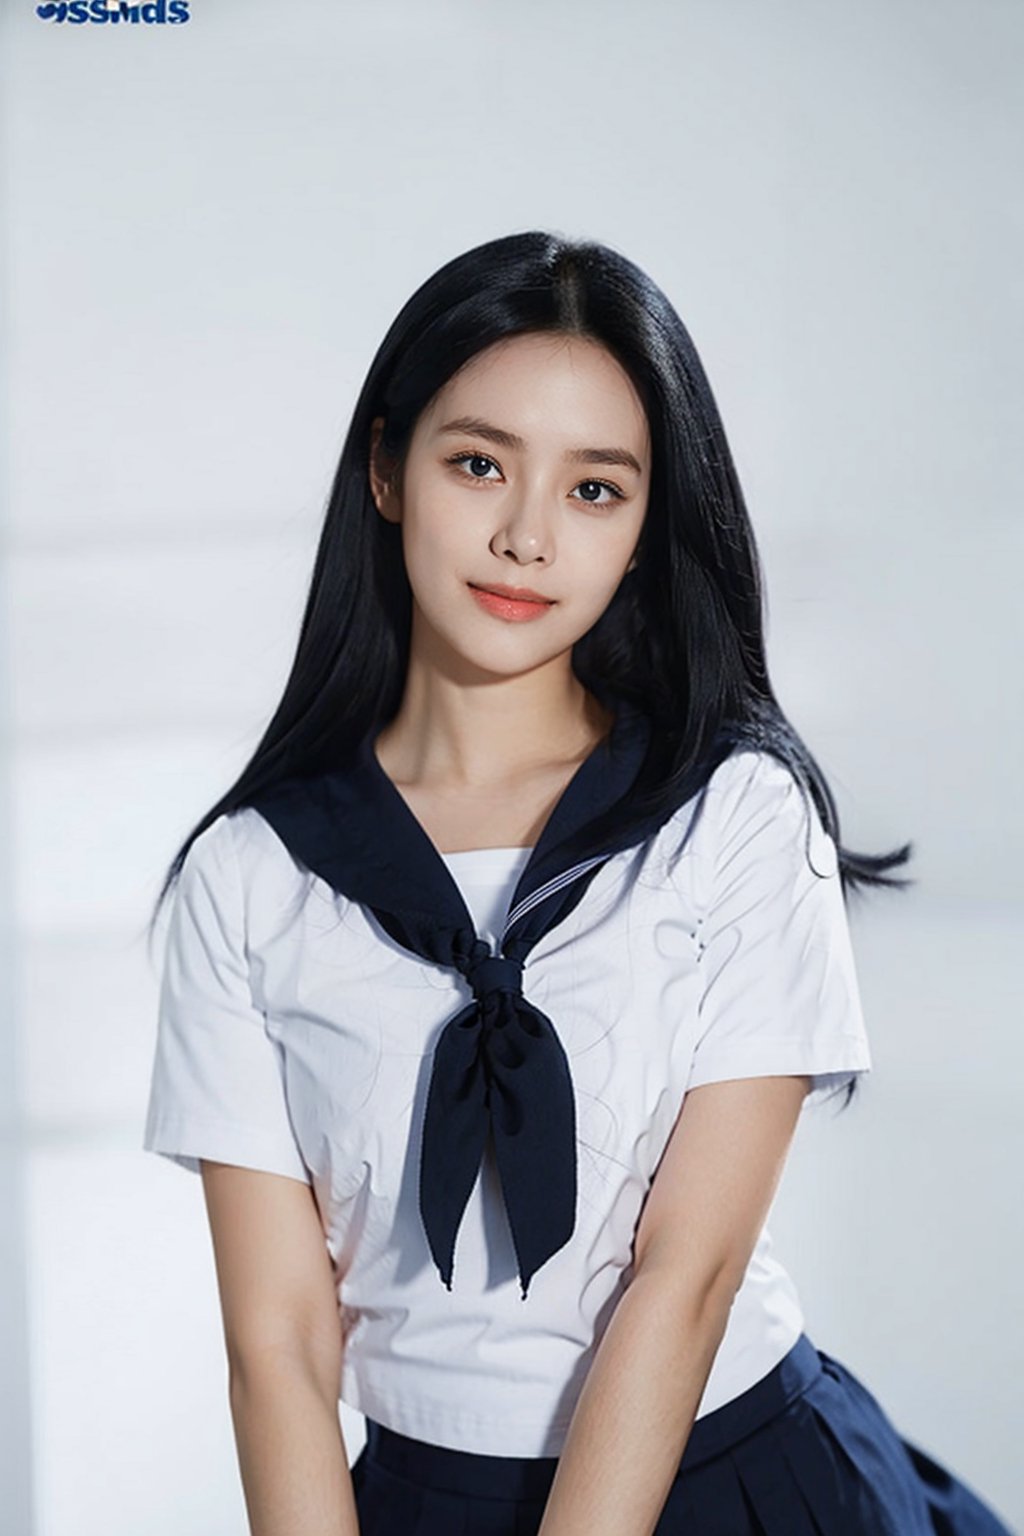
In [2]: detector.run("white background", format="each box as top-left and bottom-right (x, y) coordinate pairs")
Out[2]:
(1, 1), (1020, 1532)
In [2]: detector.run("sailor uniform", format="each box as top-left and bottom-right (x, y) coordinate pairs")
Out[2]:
(142, 698), (1013, 1532)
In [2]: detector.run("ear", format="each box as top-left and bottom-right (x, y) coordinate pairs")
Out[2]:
(369, 416), (401, 524)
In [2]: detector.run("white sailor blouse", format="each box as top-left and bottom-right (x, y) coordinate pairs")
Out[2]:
(143, 710), (872, 1456)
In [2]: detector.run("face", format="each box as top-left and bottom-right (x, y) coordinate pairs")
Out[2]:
(369, 331), (650, 686)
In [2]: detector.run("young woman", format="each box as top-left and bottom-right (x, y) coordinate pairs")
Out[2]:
(143, 231), (1013, 1536)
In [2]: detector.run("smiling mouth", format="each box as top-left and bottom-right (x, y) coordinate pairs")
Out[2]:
(467, 583), (554, 604)
(467, 583), (557, 621)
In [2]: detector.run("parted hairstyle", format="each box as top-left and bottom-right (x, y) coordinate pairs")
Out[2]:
(148, 229), (914, 1109)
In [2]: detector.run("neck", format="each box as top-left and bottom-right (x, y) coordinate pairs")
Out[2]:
(375, 662), (614, 793)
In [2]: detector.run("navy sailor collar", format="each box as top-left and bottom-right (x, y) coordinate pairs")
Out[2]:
(247, 696), (699, 1299)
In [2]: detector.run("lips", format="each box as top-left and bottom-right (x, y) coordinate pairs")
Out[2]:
(468, 583), (556, 623)
(468, 583), (554, 604)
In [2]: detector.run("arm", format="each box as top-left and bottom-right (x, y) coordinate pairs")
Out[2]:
(200, 1160), (360, 1536)
(537, 1072), (811, 1536)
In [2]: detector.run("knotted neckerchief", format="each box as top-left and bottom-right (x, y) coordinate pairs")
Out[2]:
(247, 698), (712, 1299)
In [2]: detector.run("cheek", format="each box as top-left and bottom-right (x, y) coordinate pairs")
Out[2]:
(573, 529), (639, 598)
(401, 506), (463, 580)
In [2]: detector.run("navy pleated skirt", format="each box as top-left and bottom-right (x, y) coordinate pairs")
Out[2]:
(349, 1332), (1014, 1535)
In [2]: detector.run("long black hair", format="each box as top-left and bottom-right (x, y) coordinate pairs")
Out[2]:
(148, 229), (913, 1108)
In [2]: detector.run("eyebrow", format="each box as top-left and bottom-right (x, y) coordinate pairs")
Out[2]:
(437, 416), (644, 476)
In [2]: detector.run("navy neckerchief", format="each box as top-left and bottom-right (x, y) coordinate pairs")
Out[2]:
(247, 698), (707, 1299)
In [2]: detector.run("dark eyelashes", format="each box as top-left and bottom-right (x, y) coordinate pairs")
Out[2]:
(443, 451), (627, 502)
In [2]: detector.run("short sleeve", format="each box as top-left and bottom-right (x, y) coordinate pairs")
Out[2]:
(142, 813), (312, 1182)
(687, 752), (872, 1110)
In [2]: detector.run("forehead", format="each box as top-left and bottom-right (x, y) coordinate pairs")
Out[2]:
(420, 333), (650, 452)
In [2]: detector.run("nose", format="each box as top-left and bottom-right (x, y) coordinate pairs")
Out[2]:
(489, 485), (555, 566)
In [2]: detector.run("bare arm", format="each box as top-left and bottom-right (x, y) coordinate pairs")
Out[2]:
(200, 1160), (360, 1536)
(537, 1073), (811, 1536)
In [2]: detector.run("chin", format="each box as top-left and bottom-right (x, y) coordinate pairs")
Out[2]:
(438, 626), (573, 679)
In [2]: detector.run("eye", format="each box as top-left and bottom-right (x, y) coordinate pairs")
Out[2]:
(570, 478), (626, 506)
(445, 452), (626, 506)
(445, 451), (502, 482)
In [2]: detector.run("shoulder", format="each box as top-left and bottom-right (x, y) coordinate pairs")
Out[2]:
(704, 747), (837, 880)
(173, 805), (319, 916)
(706, 746), (801, 807)
(179, 805), (314, 877)
(659, 746), (802, 838)
(174, 811), (238, 894)
(215, 804), (352, 946)
(657, 747), (836, 886)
